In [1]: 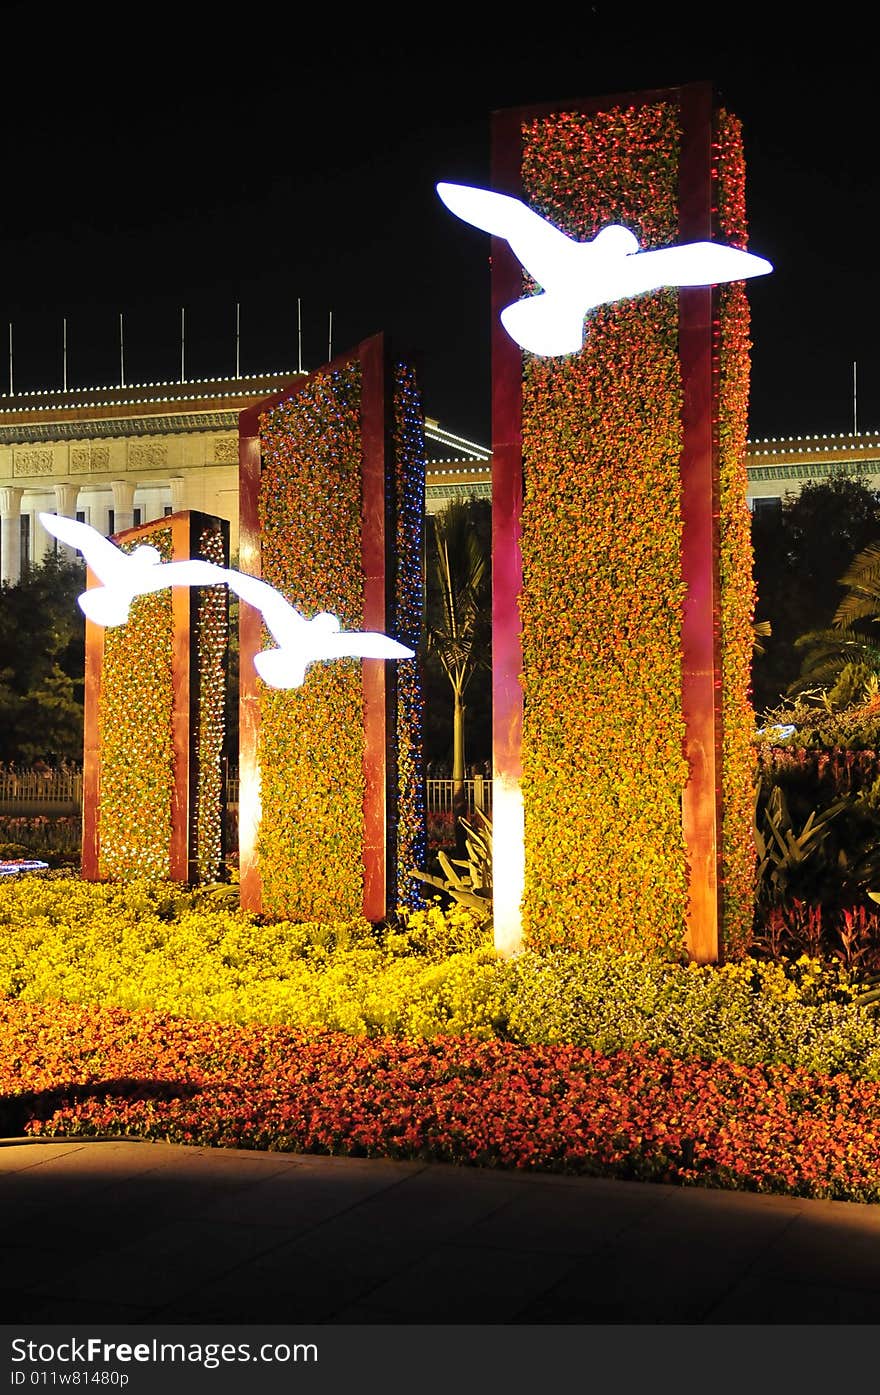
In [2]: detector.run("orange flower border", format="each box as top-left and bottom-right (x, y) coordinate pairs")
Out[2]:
(9, 998), (880, 1203)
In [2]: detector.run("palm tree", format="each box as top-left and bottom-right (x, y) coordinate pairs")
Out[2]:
(833, 541), (880, 629)
(792, 541), (880, 697)
(423, 500), (491, 831)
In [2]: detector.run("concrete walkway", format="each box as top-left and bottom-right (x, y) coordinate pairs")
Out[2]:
(2, 1137), (880, 1324)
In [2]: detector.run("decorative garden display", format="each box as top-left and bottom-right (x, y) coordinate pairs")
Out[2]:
(237, 334), (426, 923)
(478, 82), (761, 960)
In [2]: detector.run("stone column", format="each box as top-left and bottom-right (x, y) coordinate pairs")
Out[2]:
(53, 482), (81, 563)
(169, 476), (187, 515)
(32, 509), (55, 566)
(111, 479), (136, 535)
(0, 486), (22, 586)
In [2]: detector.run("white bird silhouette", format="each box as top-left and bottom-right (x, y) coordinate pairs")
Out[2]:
(39, 512), (414, 690)
(436, 181), (773, 356)
(39, 512), (227, 625)
(226, 571), (414, 689)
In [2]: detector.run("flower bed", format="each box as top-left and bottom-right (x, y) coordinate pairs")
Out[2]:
(3, 997), (880, 1202)
(3, 880), (880, 1079)
(5, 879), (880, 1201)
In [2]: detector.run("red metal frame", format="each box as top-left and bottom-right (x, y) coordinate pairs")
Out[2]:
(678, 81), (724, 963)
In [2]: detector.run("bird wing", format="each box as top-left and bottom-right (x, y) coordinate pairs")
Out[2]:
(437, 182), (579, 292)
(38, 512), (128, 581)
(627, 242), (773, 293)
(252, 648), (308, 689)
(500, 293), (588, 356)
(253, 631), (413, 689)
(315, 632), (415, 661)
(133, 559), (228, 595)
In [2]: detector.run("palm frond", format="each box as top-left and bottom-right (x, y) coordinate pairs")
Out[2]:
(834, 541), (880, 627)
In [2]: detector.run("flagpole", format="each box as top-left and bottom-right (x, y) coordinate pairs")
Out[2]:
(63, 317), (67, 392)
(8, 323), (13, 397)
(853, 360), (858, 435)
(297, 298), (303, 373)
(180, 307), (185, 383)
(119, 313), (125, 388)
(235, 302), (240, 379)
(328, 309), (332, 363)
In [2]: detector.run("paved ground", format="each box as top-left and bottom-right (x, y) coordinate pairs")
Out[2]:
(1, 1137), (880, 1324)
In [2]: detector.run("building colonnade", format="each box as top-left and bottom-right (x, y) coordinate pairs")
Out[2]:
(0, 476), (194, 586)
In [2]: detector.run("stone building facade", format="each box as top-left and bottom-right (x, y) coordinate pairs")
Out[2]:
(0, 374), (491, 585)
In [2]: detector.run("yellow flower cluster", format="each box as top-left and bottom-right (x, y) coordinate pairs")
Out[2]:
(0, 878), (504, 1038)
(1, 881), (875, 1078)
(519, 104), (687, 956)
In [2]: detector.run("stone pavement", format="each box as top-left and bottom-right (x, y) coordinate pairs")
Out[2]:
(1, 1137), (879, 1324)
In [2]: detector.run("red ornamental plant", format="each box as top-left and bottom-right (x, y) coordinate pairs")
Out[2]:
(5, 999), (880, 1203)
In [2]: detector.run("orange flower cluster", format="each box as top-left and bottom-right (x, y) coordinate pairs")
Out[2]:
(98, 528), (174, 879)
(97, 523), (229, 884)
(193, 523), (229, 882)
(716, 110), (759, 956)
(9, 998), (880, 1202)
(519, 104), (687, 956)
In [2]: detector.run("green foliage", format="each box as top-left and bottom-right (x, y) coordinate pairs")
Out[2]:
(422, 498), (491, 781)
(504, 950), (880, 1080)
(754, 691), (880, 750)
(753, 471), (880, 712)
(412, 809), (492, 917)
(792, 636), (880, 699)
(753, 783), (848, 908)
(0, 552), (86, 761)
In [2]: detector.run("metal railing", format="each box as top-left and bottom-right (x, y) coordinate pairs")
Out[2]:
(0, 770), (83, 807)
(0, 768), (492, 817)
(425, 776), (492, 816)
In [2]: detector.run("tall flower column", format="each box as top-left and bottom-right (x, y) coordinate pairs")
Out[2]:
(237, 335), (426, 922)
(82, 510), (230, 884)
(490, 82), (756, 961)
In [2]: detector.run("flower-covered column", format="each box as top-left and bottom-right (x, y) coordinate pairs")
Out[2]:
(491, 82), (756, 961)
(82, 509), (229, 884)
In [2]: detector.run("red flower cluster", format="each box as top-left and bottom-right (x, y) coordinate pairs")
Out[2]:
(4, 999), (880, 1202)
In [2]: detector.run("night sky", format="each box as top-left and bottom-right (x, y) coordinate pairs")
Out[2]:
(2, 7), (875, 448)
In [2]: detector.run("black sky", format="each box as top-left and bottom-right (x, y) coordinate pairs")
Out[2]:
(2, 6), (876, 446)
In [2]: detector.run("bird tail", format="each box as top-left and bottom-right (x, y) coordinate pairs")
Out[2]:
(253, 647), (308, 689)
(500, 294), (586, 356)
(77, 588), (131, 627)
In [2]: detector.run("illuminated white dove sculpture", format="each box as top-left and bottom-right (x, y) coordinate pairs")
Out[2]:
(38, 512), (414, 690)
(226, 571), (414, 689)
(39, 512), (226, 625)
(436, 181), (773, 356)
